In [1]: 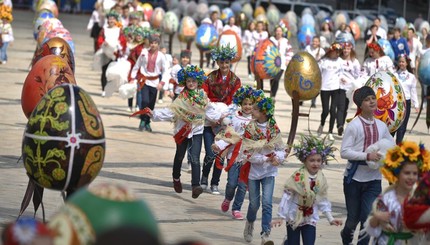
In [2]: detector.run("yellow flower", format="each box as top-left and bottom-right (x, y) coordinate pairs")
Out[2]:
(385, 147), (404, 168)
(421, 150), (430, 172)
(397, 93), (403, 101)
(380, 167), (397, 184)
(401, 141), (420, 161)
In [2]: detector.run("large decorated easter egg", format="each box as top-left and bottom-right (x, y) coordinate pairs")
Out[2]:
(354, 15), (369, 35)
(418, 50), (430, 85)
(194, 2), (209, 23)
(33, 37), (75, 73)
(43, 27), (75, 53)
(38, 0), (59, 18)
(297, 25), (316, 50)
(301, 14), (315, 28)
(221, 7), (234, 24)
(333, 11), (350, 30)
(37, 18), (64, 46)
(364, 71), (406, 133)
(48, 182), (161, 245)
(349, 20), (361, 40)
(22, 84), (105, 193)
(150, 7), (165, 29)
(395, 17), (407, 31)
(33, 11), (54, 40)
(195, 23), (218, 51)
(142, 3), (153, 21)
(266, 4), (280, 26)
(178, 16), (197, 43)
(335, 31), (355, 47)
(22, 55), (76, 118)
(284, 52), (321, 101)
(162, 11), (179, 35)
(242, 3), (253, 19)
(254, 6), (265, 18)
(251, 38), (281, 79)
(218, 29), (242, 63)
(378, 39), (395, 61)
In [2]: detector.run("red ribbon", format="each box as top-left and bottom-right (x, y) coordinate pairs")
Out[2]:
(299, 206), (314, 216)
(173, 123), (192, 145)
(225, 140), (242, 172)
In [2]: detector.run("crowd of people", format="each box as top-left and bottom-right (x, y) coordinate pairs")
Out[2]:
(3, 1), (430, 245)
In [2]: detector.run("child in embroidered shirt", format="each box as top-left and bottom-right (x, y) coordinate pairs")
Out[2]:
(212, 85), (255, 220)
(365, 141), (430, 245)
(272, 135), (342, 245)
(137, 65), (208, 199)
(241, 91), (286, 245)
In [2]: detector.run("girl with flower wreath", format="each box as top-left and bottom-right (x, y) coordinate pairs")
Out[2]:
(272, 134), (343, 245)
(340, 86), (394, 245)
(211, 85), (255, 220)
(361, 42), (394, 78)
(364, 141), (430, 244)
(240, 91), (286, 245)
(134, 65), (210, 199)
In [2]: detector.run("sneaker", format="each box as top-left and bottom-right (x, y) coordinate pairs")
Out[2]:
(138, 121), (146, 131)
(127, 107), (133, 112)
(243, 221), (254, 242)
(145, 123), (152, 132)
(232, 210), (244, 220)
(338, 126), (344, 136)
(221, 199), (231, 212)
(317, 125), (323, 136)
(192, 185), (203, 199)
(200, 176), (208, 190)
(101, 91), (106, 97)
(248, 74), (253, 80)
(173, 178), (182, 193)
(261, 232), (274, 245)
(158, 99), (163, 104)
(328, 133), (335, 141)
(210, 185), (220, 195)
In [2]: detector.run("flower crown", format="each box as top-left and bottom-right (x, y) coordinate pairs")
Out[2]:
(252, 90), (275, 118)
(233, 85), (255, 106)
(177, 65), (207, 87)
(211, 43), (237, 61)
(368, 42), (382, 52)
(106, 10), (120, 21)
(381, 141), (430, 184)
(292, 134), (336, 163)
(330, 42), (342, 51)
(134, 27), (150, 38)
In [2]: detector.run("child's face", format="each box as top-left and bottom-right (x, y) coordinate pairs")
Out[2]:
(397, 57), (407, 70)
(397, 163), (418, 191)
(181, 56), (190, 66)
(172, 57), (179, 65)
(241, 98), (253, 115)
(217, 60), (231, 74)
(251, 105), (267, 122)
(256, 23), (264, 32)
(304, 154), (322, 175)
(360, 95), (377, 113)
(312, 38), (320, 48)
(149, 41), (159, 51)
(185, 78), (198, 90)
(160, 47), (167, 54)
(343, 45), (351, 56)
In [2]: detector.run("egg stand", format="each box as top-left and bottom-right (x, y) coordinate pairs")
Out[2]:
(286, 90), (309, 154)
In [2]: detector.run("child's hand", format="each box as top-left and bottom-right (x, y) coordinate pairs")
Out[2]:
(271, 219), (284, 228)
(374, 211), (391, 223)
(211, 144), (221, 153)
(330, 219), (343, 226)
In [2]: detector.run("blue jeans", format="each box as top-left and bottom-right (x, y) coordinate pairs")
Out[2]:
(172, 134), (203, 187)
(341, 178), (381, 245)
(285, 224), (316, 245)
(225, 162), (246, 211)
(0, 41), (9, 61)
(246, 176), (275, 234)
(202, 126), (222, 186)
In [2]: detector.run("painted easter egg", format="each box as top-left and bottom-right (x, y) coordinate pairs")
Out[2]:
(162, 11), (179, 35)
(395, 17), (407, 31)
(221, 7), (234, 24)
(37, 18), (64, 47)
(335, 31), (355, 47)
(364, 71), (406, 133)
(218, 29), (242, 63)
(354, 15), (369, 35)
(22, 84), (105, 193)
(349, 20), (361, 40)
(266, 4), (280, 26)
(254, 6), (265, 18)
(142, 3), (153, 21)
(419, 21), (430, 33)
(333, 11), (350, 30)
(284, 52), (321, 101)
(48, 182), (161, 245)
(43, 27), (75, 53)
(378, 39), (395, 61)
(38, 0), (59, 18)
(208, 5), (220, 16)
(150, 7), (165, 29)
(301, 14), (315, 28)
(251, 38), (281, 79)
(242, 3), (253, 20)
(194, 2), (209, 23)
(33, 11), (54, 40)
(185, 1), (198, 18)
(297, 25), (316, 50)
(231, 2), (242, 14)
(33, 37), (75, 73)
(418, 50), (430, 85)
(178, 16), (197, 43)
(22, 55), (76, 118)
(195, 23), (218, 51)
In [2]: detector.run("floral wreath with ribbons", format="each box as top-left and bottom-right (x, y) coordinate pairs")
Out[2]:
(367, 42), (382, 52)
(210, 43), (237, 61)
(177, 65), (207, 88)
(292, 134), (337, 164)
(233, 85), (256, 106)
(106, 10), (120, 21)
(381, 141), (430, 184)
(252, 90), (275, 118)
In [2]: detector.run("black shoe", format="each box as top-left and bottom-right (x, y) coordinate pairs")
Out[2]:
(338, 126), (344, 136)
(138, 121), (145, 131)
(192, 186), (203, 199)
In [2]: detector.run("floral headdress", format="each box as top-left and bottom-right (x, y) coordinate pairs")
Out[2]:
(177, 65), (207, 88)
(106, 10), (120, 21)
(330, 42), (342, 51)
(211, 43), (237, 61)
(381, 141), (430, 184)
(233, 85), (255, 106)
(292, 134), (336, 163)
(367, 42), (382, 52)
(252, 90), (275, 118)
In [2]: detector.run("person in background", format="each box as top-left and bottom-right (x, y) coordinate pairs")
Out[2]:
(320, 22), (333, 50)
(205, 10), (223, 69)
(393, 54), (419, 144)
(390, 27), (410, 59)
(158, 45), (171, 104)
(407, 27), (422, 73)
(367, 17), (387, 40)
(340, 86), (394, 245)
(170, 50), (191, 100)
(121, 4), (130, 27)
(305, 36), (326, 108)
(0, 11), (13, 65)
(361, 42), (394, 77)
(87, 2), (102, 53)
(242, 21), (256, 80)
(253, 20), (269, 90)
(223, 16), (241, 40)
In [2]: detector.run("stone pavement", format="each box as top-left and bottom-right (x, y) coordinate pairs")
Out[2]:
(0, 9), (429, 245)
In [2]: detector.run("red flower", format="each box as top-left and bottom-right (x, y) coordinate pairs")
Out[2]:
(225, 132), (232, 138)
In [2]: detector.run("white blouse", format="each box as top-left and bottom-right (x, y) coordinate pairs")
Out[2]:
(319, 57), (343, 91)
(305, 45), (325, 61)
(269, 36), (294, 70)
(131, 49), (167, 88)
(394, 70), (419, 108)
(340, 58), (361, 91)
(252, 30), (268, 46)
(278, 175), (334, 227)
(361, 55), (394, 77)
(243, 30), (256, 57)
(223, 24), (242, 39)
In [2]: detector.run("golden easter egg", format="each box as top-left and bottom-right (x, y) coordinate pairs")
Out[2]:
(284, 51), (321, 101)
